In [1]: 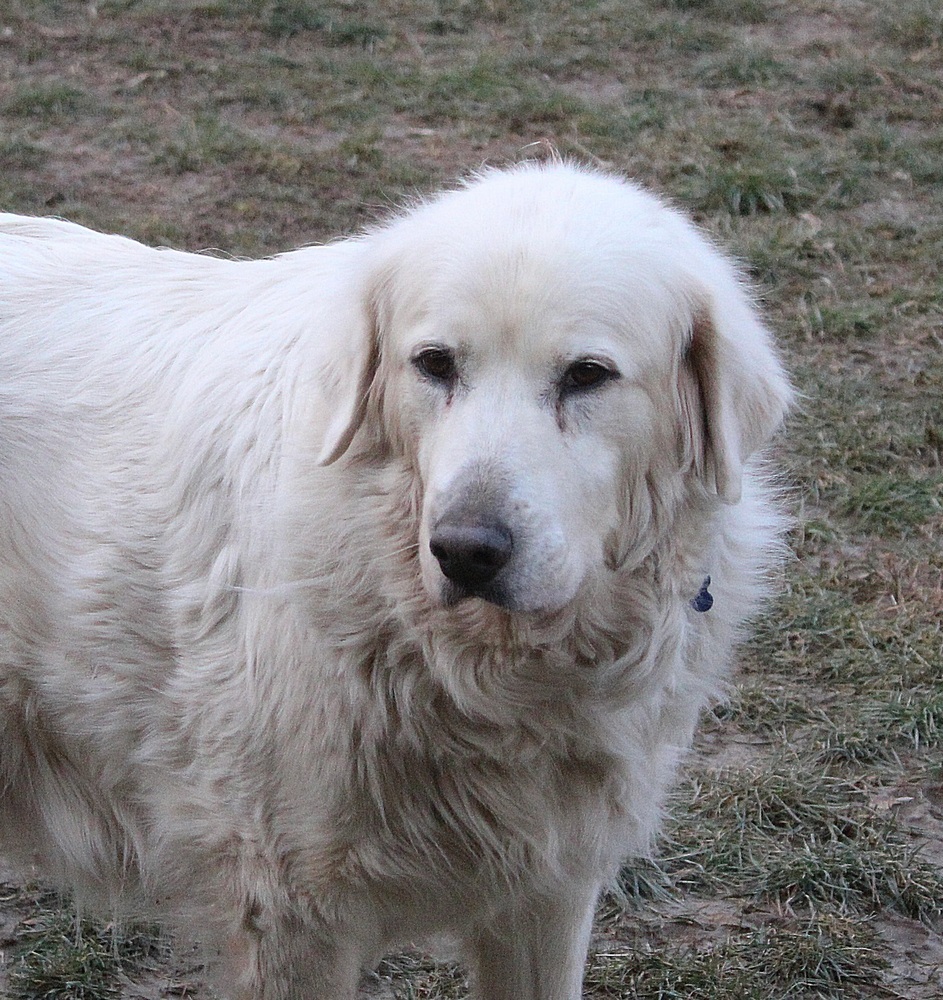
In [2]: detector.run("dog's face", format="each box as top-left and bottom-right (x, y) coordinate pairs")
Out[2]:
(316, 164), (792, 614)
(380, 247), (682, 613)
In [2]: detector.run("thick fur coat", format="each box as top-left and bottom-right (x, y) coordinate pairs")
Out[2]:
(0, 162), (792, 999)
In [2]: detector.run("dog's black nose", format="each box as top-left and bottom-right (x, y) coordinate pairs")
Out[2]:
(429, 522), (513, 588)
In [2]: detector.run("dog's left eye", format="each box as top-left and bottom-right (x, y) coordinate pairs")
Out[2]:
(561, 360), (618, 393)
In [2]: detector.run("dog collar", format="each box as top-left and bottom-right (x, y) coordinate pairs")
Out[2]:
(691, 576), (713, 612)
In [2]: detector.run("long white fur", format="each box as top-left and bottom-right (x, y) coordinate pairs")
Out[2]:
(0, 161), (791, 999)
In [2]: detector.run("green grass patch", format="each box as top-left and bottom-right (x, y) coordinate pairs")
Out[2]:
(814, 302), (884, 340)
(879, 0), (943, 49)
(7, 899), (163, 1000)
(693, 162), (809, 215)
(758, 835), (943, 919)
(599, 858), (676, 921)
(154, 114), (265, 174)
(834, 474), (942, 537)
(0, 137), (48, 171)
(587, 915), (887, 999)
(698, 48), (791, 88)
(665, 759), (943, 922)
(651, 0), (778, 22)
(2, 83), (96, 120)
(868, 689), (943, 752)
(813, 724), (901, 769)
(265, 1), (387, 46)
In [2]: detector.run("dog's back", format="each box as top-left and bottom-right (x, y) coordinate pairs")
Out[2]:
(0, 218), (355, 907)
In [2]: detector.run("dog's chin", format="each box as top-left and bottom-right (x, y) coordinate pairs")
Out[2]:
(441, 579), (513, 611)
(432, 578), (577, 616)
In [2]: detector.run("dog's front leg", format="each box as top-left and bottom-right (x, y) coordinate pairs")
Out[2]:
(466, 884), (600, 1000)
(222, 915), (365, 1000)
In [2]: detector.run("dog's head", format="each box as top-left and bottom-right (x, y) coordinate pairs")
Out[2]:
(313, 163), (792, 613)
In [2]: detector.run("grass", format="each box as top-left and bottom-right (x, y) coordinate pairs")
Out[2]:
(1, 82), (95, 119)
(370, 953), (469, 999)
(0, 0), (941, 997)
(662, 759), (943, 919)
(834, 474), (943, 537)
(4, 892), (163, 1000)
(154, 113), (266, 174)
(587, 915), (889, 999)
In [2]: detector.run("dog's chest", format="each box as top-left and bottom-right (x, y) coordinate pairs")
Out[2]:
(330, 691), (627, 904)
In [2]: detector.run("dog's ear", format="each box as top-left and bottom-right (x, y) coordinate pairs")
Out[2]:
(679, 296), (792, 503)
(310, 271), (380, 466)
(314, 343), (375, 465)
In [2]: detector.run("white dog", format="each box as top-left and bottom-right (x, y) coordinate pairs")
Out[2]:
(0, 162), (791, 999)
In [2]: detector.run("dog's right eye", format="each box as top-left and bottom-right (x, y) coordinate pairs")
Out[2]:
(412, 347), (457, 385)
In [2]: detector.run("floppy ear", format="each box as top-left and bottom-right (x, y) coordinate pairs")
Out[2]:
(307, 268), (380, 466)
(680, 296), (793, 504)
(314, 339), (376, 465)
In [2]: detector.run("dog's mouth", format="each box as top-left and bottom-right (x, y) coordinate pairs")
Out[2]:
(441, 578), (514, 610)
